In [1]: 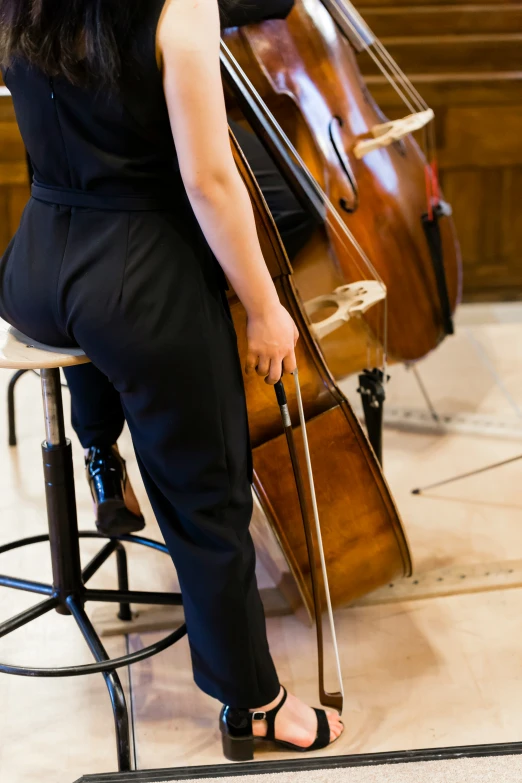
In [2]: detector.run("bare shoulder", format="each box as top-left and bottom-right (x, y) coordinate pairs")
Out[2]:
(157, 0), (220, 64)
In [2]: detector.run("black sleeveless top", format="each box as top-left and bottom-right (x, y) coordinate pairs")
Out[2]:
(0, 0), (295, 348)
(2, 1), (177, 200)
(1, 0), (294, 203)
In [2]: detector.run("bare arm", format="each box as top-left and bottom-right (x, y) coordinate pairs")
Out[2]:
(157, 0), (297, 383)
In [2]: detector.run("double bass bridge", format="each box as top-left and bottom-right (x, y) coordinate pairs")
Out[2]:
(304, 280), (385, 340)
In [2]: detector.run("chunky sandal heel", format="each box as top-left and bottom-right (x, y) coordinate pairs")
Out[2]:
(221, 731), (254, 762)
(220, 705), (255, 762)
(219, 686), (342, 761)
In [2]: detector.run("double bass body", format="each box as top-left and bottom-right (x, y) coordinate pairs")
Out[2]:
(226, 0), (462, 372)
(230, 134), (412, 614)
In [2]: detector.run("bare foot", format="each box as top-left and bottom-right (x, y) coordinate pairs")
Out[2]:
(251, 687), (344, 747)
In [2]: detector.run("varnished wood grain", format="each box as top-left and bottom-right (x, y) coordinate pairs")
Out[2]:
(364, 72), (522, 109)
(439, 106), (522, 167)
(0, 87), (29, 256)
(0, 186), (10, 252)
(358, 0), (521, 8)
(225, 0), (462, 365)
(353, 0), (522, 300)
(254, 405), (410, 608)
(356, 5), (522, 37)
(359, 34), (522, 74)
(231, 133), (411, 612)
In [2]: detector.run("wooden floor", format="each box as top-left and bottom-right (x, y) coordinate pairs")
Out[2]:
(1, 303), (522, 782)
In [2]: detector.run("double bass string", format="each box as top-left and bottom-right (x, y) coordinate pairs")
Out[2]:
(221, 44), (383, 283)
(326, 0), (429, 113)
(320, 0), (437, 167)
(221, 41), (389, 372)
(317, 0), (420, 113)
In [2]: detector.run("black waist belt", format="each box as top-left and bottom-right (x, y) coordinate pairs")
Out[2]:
(31, 182), (176, 212)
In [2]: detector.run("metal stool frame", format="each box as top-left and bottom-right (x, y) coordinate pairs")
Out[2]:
(1, 367), (186, 772)
(7, 367), (29, 445)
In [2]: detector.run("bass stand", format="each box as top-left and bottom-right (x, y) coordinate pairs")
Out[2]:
(409, 366), (522, 495)
(409, 363), (442, 426)
(412, 453), (522, 496)
(411, 356), (522, 495)
(357, 368), (388, 466)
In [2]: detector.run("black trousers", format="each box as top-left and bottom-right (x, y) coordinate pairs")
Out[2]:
(65, 123), (315, 451)
(1, 125), (314, 708)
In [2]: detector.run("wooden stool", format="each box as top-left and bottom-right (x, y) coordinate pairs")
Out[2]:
(0, 319), (186, 772)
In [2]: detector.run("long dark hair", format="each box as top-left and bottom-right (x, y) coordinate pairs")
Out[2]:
(0, 0), (237, 86)
(0, 0), (146, 86)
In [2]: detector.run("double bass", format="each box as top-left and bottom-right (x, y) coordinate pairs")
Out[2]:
(227, 114), (411, 614)
(225, 0), (462, 378)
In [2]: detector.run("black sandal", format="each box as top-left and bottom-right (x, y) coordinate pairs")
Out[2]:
(219, 686), (340, 762)
(86, 446), (145, 536)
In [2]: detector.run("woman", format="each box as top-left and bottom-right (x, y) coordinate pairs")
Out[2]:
(64, 116), (316, 538)
(55, 1), (318, 539)
(0, 0), (343, 761)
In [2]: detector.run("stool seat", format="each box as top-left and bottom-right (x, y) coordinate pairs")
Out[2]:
(0, 318), (89, 370)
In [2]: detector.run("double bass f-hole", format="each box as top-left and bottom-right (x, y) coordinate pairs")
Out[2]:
(328, 115), (359, 214)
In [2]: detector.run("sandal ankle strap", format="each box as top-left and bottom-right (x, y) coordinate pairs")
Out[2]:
(252, 686), (287, 741)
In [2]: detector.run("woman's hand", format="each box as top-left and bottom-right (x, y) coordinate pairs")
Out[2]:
(245, 303), (299, 385)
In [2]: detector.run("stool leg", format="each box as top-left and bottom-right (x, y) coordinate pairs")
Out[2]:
(41, 368), (66, 445)
(7, 369), (29, 447)
(40, 369), (83, 615)
(115, 544), (132, 622)
(68, 597), (132, 772)
(0, 597), (58, 639)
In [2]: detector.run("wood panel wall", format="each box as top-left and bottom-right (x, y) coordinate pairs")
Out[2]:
(0, 81), (30, 256)
(2, 9), (522, 301)
(355, 0), (522, 300)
